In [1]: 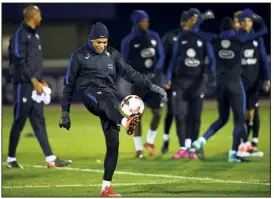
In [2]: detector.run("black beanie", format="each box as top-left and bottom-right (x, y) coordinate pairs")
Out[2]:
(180, 11), (188, 22)
(187, 8), (201, 19)
(220, 17), (233, 31)
(89, 22), (109, 40)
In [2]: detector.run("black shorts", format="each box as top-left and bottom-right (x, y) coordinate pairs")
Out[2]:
(246, 87), (260, 110)
(243, 83), (260, 110)
(81, 90), (123, 131)
(131, 85), (163, 109)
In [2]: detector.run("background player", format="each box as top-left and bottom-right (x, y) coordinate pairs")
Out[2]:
(121, 10), (165, 158)
(165, 9), (216, 159)
(192, 13), (268, 161)
(237, 9), (270, 152)
(161, 8), (215, 155)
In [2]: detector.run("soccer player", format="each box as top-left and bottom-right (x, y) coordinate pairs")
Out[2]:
(161, 10), (188, 154)
(6, 5), (71, 169)
(165, 9), (216, 159)
(161, 8), (215, 155)
(121, 10), (165, 158)
(237, 9), (270, 152)
(59, 22), (166, 196)
(192, 14), (268, 162)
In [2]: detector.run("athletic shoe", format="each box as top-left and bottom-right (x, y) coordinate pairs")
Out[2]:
(189, 150), (198, 159)
(100, 186), (121, 197)
(6, 161), (23, 169)
(125, 115), (140, 135)
(161, 141), (169, 154)
(229, 152), (249, 163)
(172, 149), (189, 159)
(47, 157), (72, 168)
(144, 143), (157, 156)
(136, 150), (144, 159)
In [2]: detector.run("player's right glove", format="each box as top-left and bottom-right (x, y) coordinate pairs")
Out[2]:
(59, 111), (71, 130)
(151, 84), (167, 103)
(202, 10), (215, 20)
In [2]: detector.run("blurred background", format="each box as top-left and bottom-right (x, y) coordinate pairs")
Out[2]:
(2, 3), (271, 104)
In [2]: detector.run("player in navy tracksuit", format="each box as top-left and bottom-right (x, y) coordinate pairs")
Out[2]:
(237, 9), (270, 152)
(7, 5), (71, 169)
(161, 8), (215, 155)
(121, 10), (165, 158)
(165, 9), (216, 159)
(59, 22), (166, 196)
(192, 15), (268, 162)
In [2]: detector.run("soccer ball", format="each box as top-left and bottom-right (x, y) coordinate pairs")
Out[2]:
(121, 95), (145, 117)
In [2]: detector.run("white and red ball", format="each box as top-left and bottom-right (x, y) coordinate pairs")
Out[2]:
(121, 95), (144, 117)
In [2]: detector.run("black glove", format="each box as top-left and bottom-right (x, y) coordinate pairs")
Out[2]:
(59, 111), (71, 130)
(151, 84), (167, 103)
(252, 13), (263, 22)
(202, 10), (215, 20)
(262, 80), (270, 93)
(208, 72), (216, 88)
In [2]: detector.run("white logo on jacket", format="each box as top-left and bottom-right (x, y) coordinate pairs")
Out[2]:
(221, 40), (231, 49)
(151, 39), (157, 46)
(85, 54), (91, 59)
(197, 40), (203, 47)
(185, 48), (200, 67)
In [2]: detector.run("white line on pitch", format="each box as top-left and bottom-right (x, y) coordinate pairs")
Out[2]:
(29, 165), (269, 186)
(2, 181), (177, 189)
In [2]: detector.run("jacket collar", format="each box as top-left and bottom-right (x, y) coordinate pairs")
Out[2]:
(22, 21), (36, 34)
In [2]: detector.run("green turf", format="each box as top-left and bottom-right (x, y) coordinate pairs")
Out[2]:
(2, 100), (270, 197)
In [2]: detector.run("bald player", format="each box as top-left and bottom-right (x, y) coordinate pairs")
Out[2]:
(7, 5), (71, 168)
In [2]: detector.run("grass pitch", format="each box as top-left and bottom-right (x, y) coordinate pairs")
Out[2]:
(2, 100), (270, 197)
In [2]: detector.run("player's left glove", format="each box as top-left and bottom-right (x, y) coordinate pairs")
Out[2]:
(151, 84), (167, 103)
(262, 80), (270, 93)
(208, 72), (216, 88)
(59, 111), (71, 130)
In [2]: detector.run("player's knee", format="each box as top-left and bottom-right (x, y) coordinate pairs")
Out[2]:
(233, 125), (244, 136)
(219, 114), (229, 125)
(151, 109), (161, 120)
(175, 114), (186, 123)
(152, 108), (162, 117)
(192, 117), (201, 126)
(35, 115), (46, 125)
(12, 120), (25, 132)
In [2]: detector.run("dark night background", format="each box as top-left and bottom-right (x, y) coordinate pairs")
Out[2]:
(2, 3), (271, 53)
